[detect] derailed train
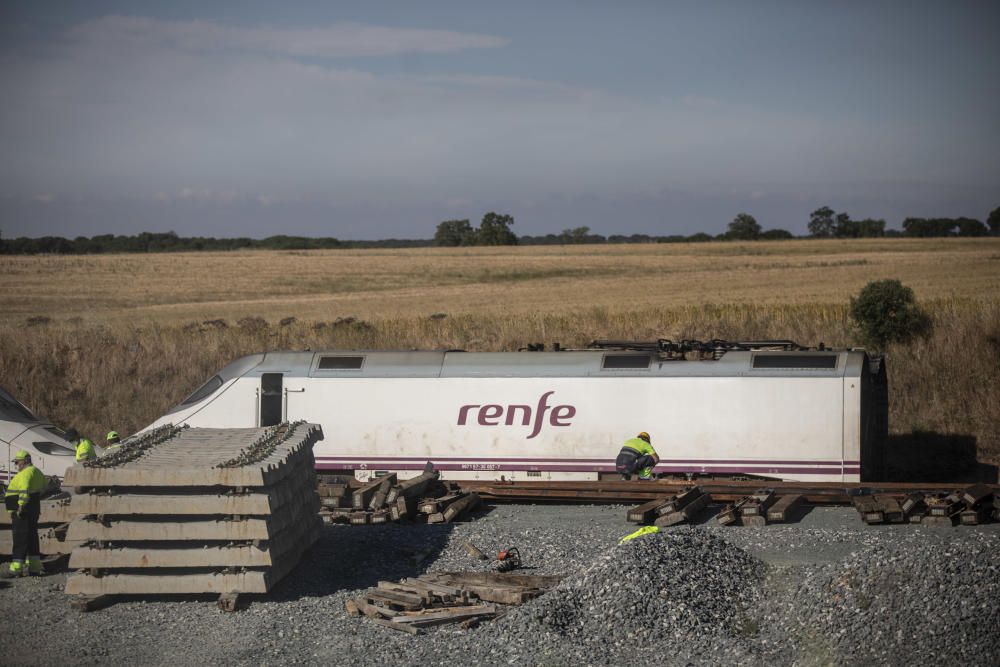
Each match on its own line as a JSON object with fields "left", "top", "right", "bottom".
{"left": 0, "top": 386, "right": 78, "bottom": 480}
{"left": 145, "top": 340, "right": 889, "bottom": 483}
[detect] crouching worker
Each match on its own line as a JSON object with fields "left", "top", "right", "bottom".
{"left": 616, "top": 431, "right": 659, "bottom": 481}
{"left": 2, "top": 451, "right": 48, "bottom": 578}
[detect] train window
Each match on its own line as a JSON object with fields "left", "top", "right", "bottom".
{"left": 752, "top": 354, "right": 837, "bottom": 369}
{"left": 33, "top": 441, "right": 75, "bottom": 456}
{"left": 181, "top": 375, "right": 223, "bottom": 405}
{"left": 602, "top": 354, "right": 651, "bottom": 369}
{"left": 318, "top": 356, "right": 365, "bottom": 370}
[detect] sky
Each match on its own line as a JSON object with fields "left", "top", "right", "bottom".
{"left": 1, "top": 1, "right": 998, "bottom": 239}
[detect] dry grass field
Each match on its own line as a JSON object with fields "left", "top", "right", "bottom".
{"left": 3, "top": 237, "right": 999, "bottom": 479}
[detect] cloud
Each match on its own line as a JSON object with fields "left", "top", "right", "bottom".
{"left": 67, "top": 15, "right": 508, "bottom": 59}
{"left": 3, "top": 13, "right": 994, "bottom": 239}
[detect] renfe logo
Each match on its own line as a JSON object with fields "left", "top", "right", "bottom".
{"left": 457, "top": 391, "right": 576, "bottom": 439}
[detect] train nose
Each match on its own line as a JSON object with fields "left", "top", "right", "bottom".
{"left": 11, "top": 427, "right": 77, "bottom": 478}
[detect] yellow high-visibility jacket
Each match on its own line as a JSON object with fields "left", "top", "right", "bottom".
{"left": 75, "top": 438, "right": 96, "bottom": 462}
{"left": 622, "top": 437, "right": 656, "bottom": 458}
{"left": 4, "top": 465, "right": 47, "bottom": 512}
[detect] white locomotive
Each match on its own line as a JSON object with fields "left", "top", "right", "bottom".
{"left": 144, "top": 340, "right": 888, "bottom": 483}
{"left": 0, "top": 387, "right": 78, "bottom": 481}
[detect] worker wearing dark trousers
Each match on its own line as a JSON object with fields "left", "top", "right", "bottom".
{"left": 2, "top": 450, "right": 47, "bottom": 578}
{"left": 616, "top": 431, "right": 659, "bottom": 480}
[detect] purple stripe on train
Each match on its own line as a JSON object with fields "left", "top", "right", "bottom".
{"left": 315, "top": 456, "right": 860, "bottom": 466}
{"left": 316, "top": 462, "right": 861, "bottom": 475}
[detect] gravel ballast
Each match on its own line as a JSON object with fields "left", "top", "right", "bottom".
{"left": 1, "top": 505, "right": 998, "bottom": 666}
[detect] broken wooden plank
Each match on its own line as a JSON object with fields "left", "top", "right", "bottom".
{"left": 927, "top": 492, "right": 963, "bottom": 517}
{"left": 349, "top": 512, "right": 370, "bottom": 525}
{"left": 715, "top": 498, "right": 747, "bottom": 526}
{"left": 627, "top": 497, "right": 671, "bottom": 524}
{"left": 399, "top": 579, "right": 460, "bottom": 603}
{"left": 443, "top": 493, "right": 480, "bottom": 522}
{"left": 369, "top": 474, "right": 398, "bottom": 510}
{"left": 377, "top": 581, "right": 433, "bottom": 604}
{"left": 366, "top": 589, "right": 424, "bottom": 610}
{"left": 386, "top": 471, "right": 439, "bottom": 505}
{"left": 852, "top": 495, "right": 883, "bottom": 524}
{"left": 654, "top": 492, "right": 709, "bottom": 527}
{"left": 961, "top": 484, "right": 994, "bottom": 507}
{"left": 462, "top": 541, "right": 488, "bottom": 561}
{"left": 740, "top": 489, "right": 777, "bottom": 517}
{"left": 766, "top": 494, "right": 803, "bottom": 522}
{"left": 390, "top": 496, "right": 417, "bottom": 522}
{"left": 960, "top": 506, "right": 991, "bottom": 525}
{"left": 419, "top": 493, "right": 462, "bottom": 515}
{"left": 901, "top": 492, "right": 925, "bottom": 516}
{"left": 353, "top": 475, "right": 390, "bottom": 510}
{"left": 394, "top": 604, "right": 499, "bottom": 628}
{"left": 426, "top": 571, "right": 562, "bottom": 590}
{"left": 316, "top": 482, "right": 348, "bottom": 499}
{"left": 370, "top": 617, "right": 423, "bottom": 635}
{"left": 354, "top": 598, "right": 399, "bottom": 618}
{"left": 654, "top": 487, "right": 702, "bottom": 516}
{"left": 875, "top": 495, "right": 905, "bottom": 523}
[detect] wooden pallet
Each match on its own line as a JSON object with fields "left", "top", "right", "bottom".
{"left": 349, "top": 571, "right": 561, "bottom": 633}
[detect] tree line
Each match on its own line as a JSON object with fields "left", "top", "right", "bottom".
{"left": 1, "top": 206, "right": 997, "bottom": 254}
{"left": 0, "top": 231, "right": 432, "bottom": 254}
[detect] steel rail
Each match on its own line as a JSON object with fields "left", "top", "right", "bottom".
{"left": 456, "top": 479, "right": 999, "bottom": 505}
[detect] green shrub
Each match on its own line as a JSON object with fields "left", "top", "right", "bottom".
{"left": 849, "top": 279, "right": 931, "bottom": 350}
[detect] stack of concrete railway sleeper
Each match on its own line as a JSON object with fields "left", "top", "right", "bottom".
{"left": 62, "top": 422, "right": 323, "bottom": 607}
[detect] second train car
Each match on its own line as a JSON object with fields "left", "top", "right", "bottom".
{"left": 143, "top": 341, "right": 888, "bottom": 483}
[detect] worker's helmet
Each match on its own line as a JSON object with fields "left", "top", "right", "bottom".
{"left": 637, "top": 431, "right": 651, "bottom": 443}
{"left": 106, "top": 431, "right": 120, "bottom": 444}
{"left": 13, "top": 450, "right": 31, "bottom": 463}
{"left": 64, "top": 428, "right": 79, "bottom": 441}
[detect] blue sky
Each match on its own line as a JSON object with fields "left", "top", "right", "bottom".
{"left": 1, "top": 1, "right": 997, "bottom": 239}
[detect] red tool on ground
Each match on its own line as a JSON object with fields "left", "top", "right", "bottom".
{"left": 495, "top": 547, "right": 522, "bottom": 572}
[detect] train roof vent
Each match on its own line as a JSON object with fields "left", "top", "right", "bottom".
{"left": 752, "top": 354, "right": 837, "bottom": 370}
{"left": 317, "top": 355, "right": 365, "bottom": 370}
{"left": 602, "top": 354, "right": 651, "bottom": 370}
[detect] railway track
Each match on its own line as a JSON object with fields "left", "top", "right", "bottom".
{"left": 456, "top": 478, "right": 1000, "bottom": 505}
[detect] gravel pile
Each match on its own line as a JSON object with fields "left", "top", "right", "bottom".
{"left": 758, "top": 533, "right": 1000, "bottom": 666}
{"left": 0, "top": 505, "right": 998, "bottom": 667}
{"left": 474, "top": 529, "right": 766, "bottom": 666}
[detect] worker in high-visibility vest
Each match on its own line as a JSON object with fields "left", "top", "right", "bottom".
{"left": 66, "top": 428, "right": 96, "bottom": 462}
{"left": 615, "top": 431, "right": 660, "bottom": 480}
{"left": 2, "top": 450, "right": 48, "bottom": 577}
{"left": 105, "top": 430, "right": 122, "bottom": 452}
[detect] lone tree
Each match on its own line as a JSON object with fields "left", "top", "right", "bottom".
{"left": 849, "top": 279, "right": 932, "bottom": 350}
{"left": 477, "top": 212, "right": 518, "bottom": 245}
{"left": 808, "top": 206, "right": 835, "bottom": 237}
{"left": 434, "top": 219, "right": 475, "bottom": 246}
{"left": 727, "top": 213, "right": 761, "bottom": 240}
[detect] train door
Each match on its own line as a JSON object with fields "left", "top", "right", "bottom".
{"left": 259, "top": 373, "right": 283, "bottom": 426}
